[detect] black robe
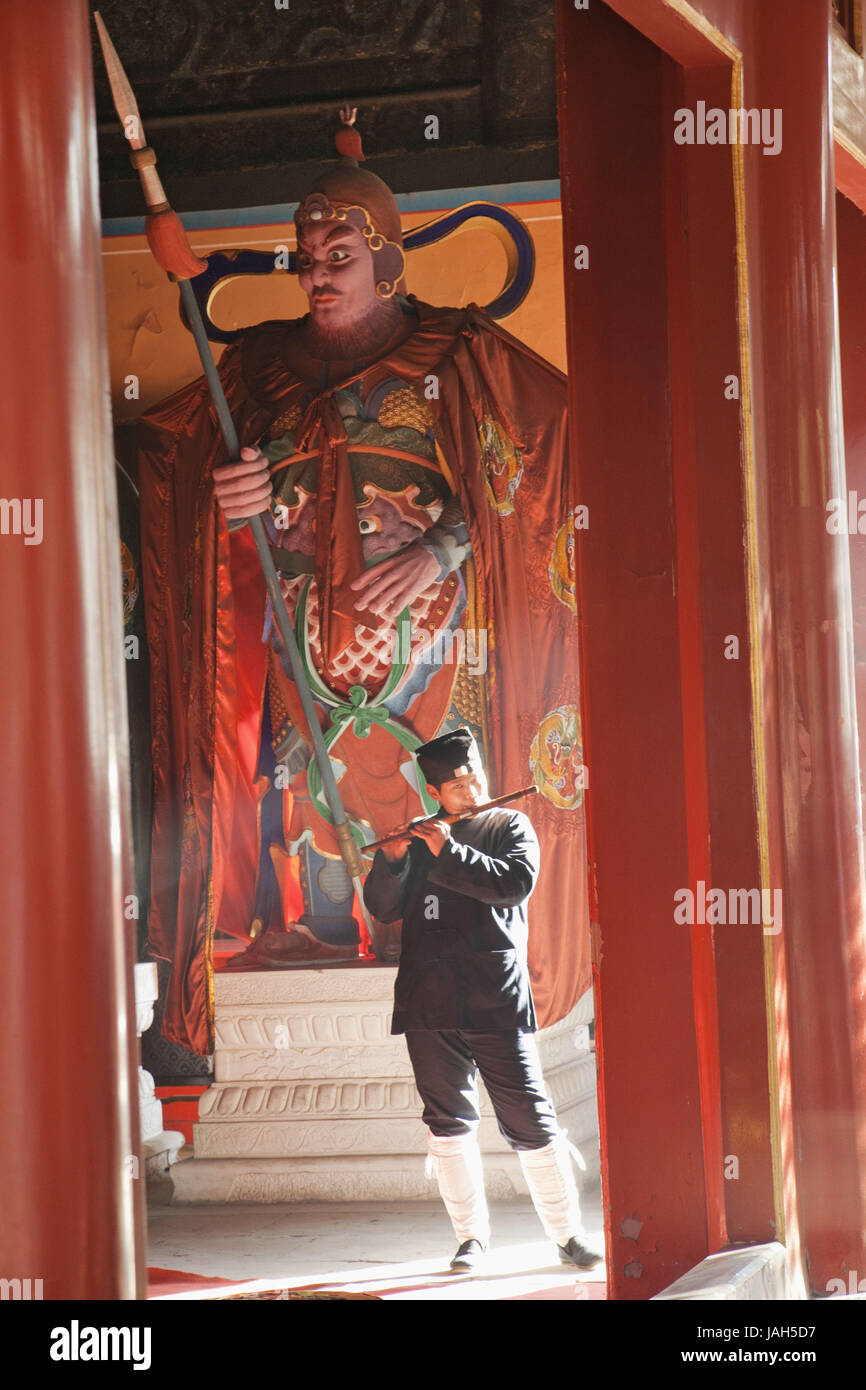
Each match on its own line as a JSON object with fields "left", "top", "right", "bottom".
{"left": 363, "top": 808, "right": 540, "bottom": 1033}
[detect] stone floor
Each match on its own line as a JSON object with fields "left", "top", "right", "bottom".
{"left": 146, "top": 1180, "right": 607, "bottom": 1301}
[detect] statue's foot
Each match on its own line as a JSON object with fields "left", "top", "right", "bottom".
{"left": 226, "top": 921, "right": 359, "bottom": 969}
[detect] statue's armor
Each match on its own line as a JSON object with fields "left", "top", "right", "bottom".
{"left": 262, "top": 377, "right": 469, "bottom": 709}
{"left": 246, "top": 375, "right": 485, "bottom": 953}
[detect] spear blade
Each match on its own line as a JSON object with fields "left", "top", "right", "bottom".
{"left": 94, "top": 11, "right": 146, "bottom": 150}
{"left": 95, "top": 11, "right": 206, "bottom": 277}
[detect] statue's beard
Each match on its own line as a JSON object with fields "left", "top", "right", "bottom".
{"left": 303, "top": 294, "right": 403, "bottom": 360}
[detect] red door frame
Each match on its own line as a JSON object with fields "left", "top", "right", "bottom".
{"left": 557, "top": 0, "right": 866, "bottom": 1297}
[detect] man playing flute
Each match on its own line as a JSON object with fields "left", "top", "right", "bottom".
{"left": 363, "top": 728, "right": 601, "bottom": 1272}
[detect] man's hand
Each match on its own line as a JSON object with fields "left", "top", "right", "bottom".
{"left": 380, "top": 826, "right": 413, "bottom": 863}
{"left": 410, "top": 818, "right": 451, "bottom": 857}
{"left": 349, "top": 542, "right": 441, "bottom": 619}
{"left": 213, "top": 446, "right": 273, "bottom": 521}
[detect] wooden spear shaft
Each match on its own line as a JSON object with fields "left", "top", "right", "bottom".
{"left": 94, "top": 12, "right": 374, "bottom": 931}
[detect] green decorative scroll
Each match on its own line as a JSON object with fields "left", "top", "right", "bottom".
{"left": 293, "top": 580, "right": 439, "bottom": 847}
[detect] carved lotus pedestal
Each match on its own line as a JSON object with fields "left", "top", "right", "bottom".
{"left": 169, "top": 963, "right": 598, "bottom": 1203}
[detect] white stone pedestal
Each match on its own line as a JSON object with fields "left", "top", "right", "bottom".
{"left": 170, "top": 963, "right": 598, "bottom": 1203}
{"left": 134, "top": 961, "right": 185, "bottom": 1177}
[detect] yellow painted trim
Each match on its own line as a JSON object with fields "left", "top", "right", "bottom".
{"left": 727, "top": 51, "right": 787, "bottom": 1248}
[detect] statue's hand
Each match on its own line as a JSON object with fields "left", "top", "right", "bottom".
{"left": 350, "top": 541, "right": 441, "bottom": 619}
{"left": 213, "top": 446, "right": 272, "bottom": 520}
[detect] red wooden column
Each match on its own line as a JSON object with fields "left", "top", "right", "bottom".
{"left": 0, "top": 1, "right": 146, "bottom": 1298}
{"left": 555, "top": 3, "right": 711, "bottom": 1299}
{"left": 746, "top": 0, "right": 866, "bottom": 1289}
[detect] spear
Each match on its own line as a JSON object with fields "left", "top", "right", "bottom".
{"left": 93, "top": 12, "right": 375, "bottom": 944}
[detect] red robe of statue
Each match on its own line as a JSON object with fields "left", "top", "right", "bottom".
{"left": 137, "top": 297, "right": 590, "bottom": 1054}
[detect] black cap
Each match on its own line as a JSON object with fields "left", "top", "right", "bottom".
{"left": 415, "top": 728, "right": 483, "bottom": 787}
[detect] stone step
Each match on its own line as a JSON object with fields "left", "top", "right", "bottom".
{"left": 193, "top": 1101, "right": 597, "bottom": 1161}
{"left": 169, "top": 1152, "right": 534, "bottom": 1204}
{"left": 184, "top": 967, "right": 601, "bottom": 1199}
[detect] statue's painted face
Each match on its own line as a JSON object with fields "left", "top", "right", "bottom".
{"left": 296, "top": 220, "right": 379, "bottom": 333}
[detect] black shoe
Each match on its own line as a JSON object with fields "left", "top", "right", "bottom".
{"left": 450, "top": 1239, "right": 487, "bottom": 1271}
{"left": 558, "top": 1235, "right": 603, "bottom": 1269}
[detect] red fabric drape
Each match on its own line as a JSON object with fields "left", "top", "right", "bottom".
{"left": 138, "top": 302, "right": 590, "bottom": 1052}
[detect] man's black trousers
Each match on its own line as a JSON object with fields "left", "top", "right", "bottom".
{"left": 404, "top": 1028, "right": 559, "bottom": 1150}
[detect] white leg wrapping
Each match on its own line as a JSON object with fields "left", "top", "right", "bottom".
{"left": 427, "top": 1132, "right": 490, "bottom": 1245}
{"left": 518, "top": 1134, "right": 586, "bottom": 1246}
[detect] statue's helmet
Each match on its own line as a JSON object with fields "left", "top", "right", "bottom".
{"left": 294, "top": 108, "right": 406, "bottom": 298}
